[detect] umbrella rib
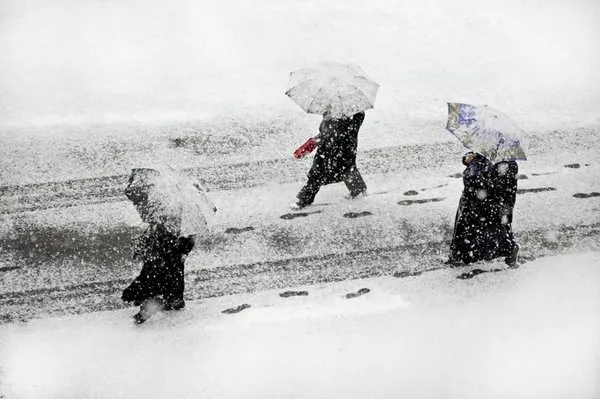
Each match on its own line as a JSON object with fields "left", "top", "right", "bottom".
{"left": 307, "top": 84, "right": 328, "bottom": 113}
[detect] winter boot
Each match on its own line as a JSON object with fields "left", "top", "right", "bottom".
{"left": 505, "top": 244, "right": 520, "bottom": 268}
{"left": 132, "top": 298, "right": 162, "bottom": 324}
{"left": 163, "top": 298, "right": 186, "bottom": 311}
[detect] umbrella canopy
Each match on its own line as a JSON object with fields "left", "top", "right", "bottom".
{"left": 125, "top": 167, "right": 216, "bottom": 237}
{"left": 446, "top": 103, "right": 527, "bottom": 162}
{"left": 285, "top": 62, "right": 379, "bottom": 118}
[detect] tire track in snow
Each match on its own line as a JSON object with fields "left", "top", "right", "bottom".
{"left": 1, "top": 222, "right": 599, "bottom": 324}
{"left": 2, "top": 126, "right": 599, "bottom": 214}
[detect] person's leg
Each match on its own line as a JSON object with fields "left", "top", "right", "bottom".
{"left": 122, "top": 262, "right": 158, "bottom": 305}
{"left": 446, "top": 198, "right": 465, "bottom": 265}
{"left": 502, "top": 220, "right": 519, "bottom": 267}
{"left": 344, "top": 166, "right": 367, "bottom": 197}
{"left": 163, "top": 262, "right": 186, "bottom": 311}
{"left": 294, "top": 178, "right": 322, "bottom": 208}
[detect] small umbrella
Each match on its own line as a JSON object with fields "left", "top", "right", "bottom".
{"left": 125, "top": 167, "right": 216, "bottom": 237}
{"left": 285, "top": 62, "right": 379, "bottom": 118}
{"left": 446, "top": 102, "right": 527, "bottom": 162}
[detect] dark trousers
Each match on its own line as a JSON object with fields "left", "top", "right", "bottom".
{"left": 297, "top": 167, "right": 367, "bottom": 207}
{"left": 122, "top": 261, "right": 185, "bottom": 306}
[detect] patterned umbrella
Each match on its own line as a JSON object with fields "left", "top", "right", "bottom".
{"left": 125, "top": 167, "right": 216, "bottom": 237}
{"left": 446, "top": 102, "right": 527, "bottom": 162}
{"left": 285, "top": 62, "right": 379, "bottom": 118}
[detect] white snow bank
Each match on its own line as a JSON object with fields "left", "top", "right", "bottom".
{"left": 1, "top": 251, "right": 599, "bottom": 399}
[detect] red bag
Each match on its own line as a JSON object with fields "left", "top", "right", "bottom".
{"left": 293, "top": 137, "right": 319, "bottom": 159}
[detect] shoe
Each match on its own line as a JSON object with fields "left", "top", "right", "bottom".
{"left": 505, "top": 244, "right": 519, "bottom": 267}
{"left": 132, "top": 298, "right": 161, "bottom": 324}
{"left": 132, "top": 309, "right": 152, "bottom": 324}
{"left": 346, "top": 189, "right": 367, "bottom": 200}
{"left": 163, "top": 299, "right": 185, "bottom": 311}
{"left": 289, "top": 202, "right": 305, "bottom": 210}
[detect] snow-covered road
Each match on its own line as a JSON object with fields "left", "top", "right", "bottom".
{"left": 1, "top": 133, "right": 599, "bottom": 322}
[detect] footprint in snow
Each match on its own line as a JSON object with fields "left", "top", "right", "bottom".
{"left": 393, "top": 270, "right": 423, "bottom": 278}
{"left": 573, "top": 192, "right": 600, "bottom": 199}
{"left": 345, "top": 288, "right": 370, "bottom": 299}
{"left": 531, "top": 172, "right": 557, "bottom": 176}
{"left": 516, "top": 187, "right": 556, "bottom": 194}
{"left": 457, "top": 266, "right": 515, "bottom": 279}
{"left": 397, "top": 198, "right": 445, "bottom": 206}
{"left": 222, "top": 304, "right": 251, "bottom": 314}
{"left": 279, "top": 290, "right": 309, "bottom": 298}
{"left": 403, "top": 190, "right": 419, "bottom": 196}
{"left": 421, "top": 183, "right": 448, "bottom": 191}
{"left": 280, "top": 210, "right": 322, "bottom": 220}
{"left": 225, "top": 226, "right": 255, "bottom": 234}
{"left": 456, "top": 269, "right": 495, "bottom": 279}
{"left": 343, "top": 211, "right": 372, "bottom": 218}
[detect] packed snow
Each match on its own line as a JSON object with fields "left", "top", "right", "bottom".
{"left": 1, "top": 252, "right": 599, "bottom": 398}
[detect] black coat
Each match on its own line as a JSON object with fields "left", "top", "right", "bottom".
{"left": 307, "top": 112, "right": 365, "bottom": 185}
{"left": 450, "top": 153, "right": 495, "bottom": 264}
{"left": 122, "top": 224, "right": 195, "bottom": 304}
{"left": 487, "top": 160, "right": 518, "bottom": 256}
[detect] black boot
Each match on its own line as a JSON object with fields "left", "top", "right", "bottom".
{"left": 163, "top": 298, "right": 185, "bottom": 311}
{"left": 505, "top": 244, "right": 520, "bottom": 268}
{"left": 132, "top": 298, "right": 162, "bottom": 324}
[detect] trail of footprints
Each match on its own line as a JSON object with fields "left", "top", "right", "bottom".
{"left": 197, "top": 164, "right": 598, "bottom": 319}
{"left": 273, "top": 162, "right": 598, "bottom": 221}
{"left": 218, "top": 257, "right": 531, "bottom": 316}
{"left": 218, "top": 164, "right": 598, "bottom": 236}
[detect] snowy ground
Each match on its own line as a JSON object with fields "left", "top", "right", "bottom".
{"left": 1, "top": 0, "right": 600, "bottom": 397}
{"left": 1, "top": 252, "right": 599, "bottom": 399}
{"left": 1, "top": 147, "right": 599, "bottom": 321}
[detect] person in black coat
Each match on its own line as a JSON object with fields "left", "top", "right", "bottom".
{"left": 446, "top": 152, "right": 496, "bottom": 265}
{"left": 122, "top": 188, "right": 196, "bottom": 324}
{"left": 291, "top": 111, "right": 367, "bottom": 209}
{"left": 488, "top": 160, "right": 520, "bottom": 266}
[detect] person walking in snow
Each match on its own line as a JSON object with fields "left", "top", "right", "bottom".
{"left": 446, "top": 152, "right": 495, "bottom": 265}
{"left": 447, "top": 153, "right": 520, "bottom": 267}
{"left": 290, "top": 110, "right": 367, "bottom": 209}
{"left": 121, "top": 168, "right": 215, "bottom": 324}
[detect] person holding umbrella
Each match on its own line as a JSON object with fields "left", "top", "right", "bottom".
{"left": 285, "top": 62, "right": 379, "bottom": 209}
{"left": 122, "top": 167, "right": 216, "bottom": 324}
{"left": 291, "top": 110, "right": 368, "bottom": 209}
{"left": 446, "top": 151, "right": 495, "bottom": 265}
{"left": 445, "top": 103, "right": 526, "bottom": 266}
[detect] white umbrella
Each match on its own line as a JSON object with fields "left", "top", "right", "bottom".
{"left": 125, "top": 167, "right": 216, "bottom": 237}
{"left": 285, "top": 62, "right": 379, "bottom": 118}
{"left": 446, "top": 102, "right": 527, "bottom": 162}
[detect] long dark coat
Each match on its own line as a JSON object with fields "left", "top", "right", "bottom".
{"left": 122, "top": 224, "right": 195, "bottom": 305}
{"left": 307, "top": 111, "right": 365, "bottom": 185}
{"left": 449, "top": 153, "right": 496, "bottom": 264}
{"left": 487, "top": 160, "right": 519, "bottom": 257}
